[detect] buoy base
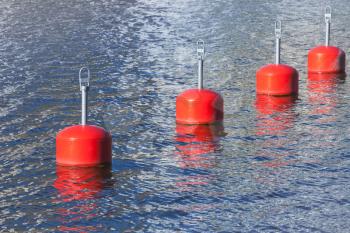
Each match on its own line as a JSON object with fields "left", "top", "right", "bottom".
{"left": 56, "top": 125, "right": 112, "bottom": 167}
{"left": 256, "top": 64, "right": 299, "bottom": 96}
{"left": 308, "top": 73, "right": 346, "bottom": 81}
{"left": 308, "top": 46, "right": 346, "bottom": 74}
{"left": 176, "top": 89, "right": 224, "bottom": 125}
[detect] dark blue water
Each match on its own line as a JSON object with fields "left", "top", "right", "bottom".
{"left": 1, "top": 0, "right": 350, "bottom": 232}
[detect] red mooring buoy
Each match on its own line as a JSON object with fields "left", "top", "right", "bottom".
{"left": 308, "top": 7, "right": 346, "bottom": 74}
{"left": 176, "top": 40, "right": 224, "bottom": 125}
{"left": 256, "top": 21, "right": 299, "bottom": 96}
{"left": 56, "top": 67, "right": 112, "bottom": 167}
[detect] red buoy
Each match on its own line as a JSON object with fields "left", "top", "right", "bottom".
{"left": 308, "top": 7, "right": 346, "bottom": 74}
{"left": 176, "top": 40, "right": 223, "bottom": 125}
{"left": 308, "top": 46, "right": 345, "bottom": 74}
{"left": 256, "top": 64, "right": 299, "bottom": 96}
{"left": 176, "top": 89, "right": 223, "bottom": 125}
{"left": 56, "top": 68, "right": 112, "bottom": 167}
{"left": 256, "top": 21, "right": 299, "bottom": 96}
{"left": 56, "top": 125, "right": 112, "bottom": 166}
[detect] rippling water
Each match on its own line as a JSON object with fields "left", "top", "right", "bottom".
{"left": 1, "top": 0, "right": 350, "bottom": 232}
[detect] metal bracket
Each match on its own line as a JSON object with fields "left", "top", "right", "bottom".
{"left": 275, "top": 20, "right": 282, "bottom": 39}
{"left": 79, "top": 67, "right": 90, "bottom": 91}
{"left": 197, "top": 40, "right": 205, "bottom": 59}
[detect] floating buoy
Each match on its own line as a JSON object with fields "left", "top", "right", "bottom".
{"left": 176, "top": 40, "right": 224, "bottom": 125}
{"left": 308, "top": 7, "right": 346, "bottom": 74}
{"left": 256, "top": 21, "right": 299, "bottom": 96}
{"left": 56, "top": 68, "right": 112, "bottom": 167}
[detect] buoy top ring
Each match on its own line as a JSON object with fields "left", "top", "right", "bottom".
{"left": 79, "top": 67, "right": 90, "bottom": 91}
{"left": 275, "top": 20, "right": 282, "bottom": 39}
{"left": 197, "top": 40, "right": 205, "bottom": 59}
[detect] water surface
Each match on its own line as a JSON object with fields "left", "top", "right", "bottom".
{"left": 1, "top": 0, "right": 350, "bottom": 232}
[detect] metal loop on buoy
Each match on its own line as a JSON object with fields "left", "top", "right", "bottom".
{"left": 79, "top": 67, "right": 90, "bottom": 91}
{"left": 197, "top": 40, "right": 205, "bottom": 59}
{"left": 275, "top": 20, "right": 282, "bottom": 39}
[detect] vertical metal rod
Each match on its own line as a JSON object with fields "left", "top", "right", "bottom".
{"left": 325, "top": 6, "right": 331, "bottom": 46}
{"left": 275, "top": 21, "right": 282, "bottom": 65}
{"left": 197, "top": 40, "right": 205, "bottom": 89}
{"left": 79, "top": 67, "right": 90, "bottom": 126}
{"left": 81, "top": 86, "right": 87, "bottom": 125}
{"left": 198, "top": 58, "right": 204, "bottom": 89}
{"left": 81, "top": 87, "right": 87, "bottom": 125}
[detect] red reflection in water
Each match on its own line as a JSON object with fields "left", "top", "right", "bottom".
{"left": 308, "top": 73, "right": 344, "bottom": 116}
{"left": 175, "top": 124, "right": 224, "bottom": 191}
{"left": 255, "top": 95, "right": 297, "bottom": 169}
{"left": 175, "top": 124, "right": 224, "bottom": 169}
{"left": 255, "top": 95, "right": 296, "bottom": 136}
{"left": 54, "top": 166, "right": 111, "bottom": 232}
{"left": 306, "top": 73, "right": 345, "bottom": 150}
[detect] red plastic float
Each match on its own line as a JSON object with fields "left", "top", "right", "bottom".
{"left": 56, "top": 68, "right": 112, "bottom": 167}
{"left": 176, "top": 40, "right": 224, "bottom": 125}
{"left": 256, "top": 21, "right": 299, "bottom": 96}
{"left": 308, "top": 7, "right": 346, "bottom": 74}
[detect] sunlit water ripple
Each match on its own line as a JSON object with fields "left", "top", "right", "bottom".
{"left": 1, "top": 0, "right": 350, "bottom": 232}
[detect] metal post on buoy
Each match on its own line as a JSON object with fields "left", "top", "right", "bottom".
{"left": 79, "top": 67, "right": 90, "bottom": 126}
{"left": 197, "top": 40, "right": 205, "bottom": 89}
{"left": 275, "top": 20, "right": 282, "bottom": 65}
{"left": 56, "top": 67, "right": 112, "bottom": 167}
{"left": 175, "top": 39, "right": 224, "bottom": 125}
{"left": 325, "top": 6, "right": 331, "bottom": 46}
{"left": 307, "top": 6, "right": 345, "bottom": 74}
{"left": 256, "top": 20, "right": 299, "bottom": 97}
